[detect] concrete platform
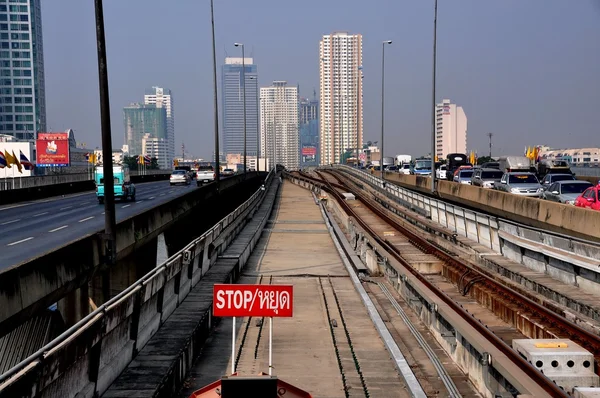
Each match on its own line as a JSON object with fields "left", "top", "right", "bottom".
{"left": 179, "top": 182, "right": 411, "bottom": 398}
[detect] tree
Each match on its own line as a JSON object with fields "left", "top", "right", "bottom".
{"left": 149, "top": 157, "right": 159, "bottom": 170}
{"left": 123, "top": 155, "right": 138, "bottom": 171}
{"left": 476, "top": 156, "right": 494, "bottom": 165}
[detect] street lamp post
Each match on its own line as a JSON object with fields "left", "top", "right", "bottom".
{"left": 380, "top": 40, "right": 392, "bottom": 180}
{"left": 234, "top": 43, "right": 247, "bottom": 175}
{"left": 249, "top": 76, "right": 260, "bottom": 173}
{"left": 356, "top": 65, "right": 363, "bottom": 168}
{"left": 430, "top": 0, "right": 438, "bottom": 193}
{"left": 210, "top": 0, "right": 220, "bottom": 185}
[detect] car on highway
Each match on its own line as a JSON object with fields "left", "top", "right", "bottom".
{"left": 453, "top": 169, "right": 474, "bottom": 184}
{"left": 495, "top": 172, "right": 543, "bottom": 197}
{"left": 435, "top": 164, "right": 447, "bottom": 180}
{"left": 575, "top": 184, "right": 600, "bottom": 211}
{"left": 222, "top": 168, "right": 236, "bottom": 177}
{"left": 95, "top": 164, "right": 136, "bottom": 204}
{"left": 399, "top": 164, "right": 411, "bottom": 175}
{"left": 170, "top": 169, "right": 191, "bottom": 186}
{"left": 386, "top": 165, "right": 399, "bottom": 172}
{"left": 471, "top": 168, "right": 504, "bottom": 188}
{"left": 411, "top": 159, "right": 432, "bottom": 176}
{"left": 196, "top": 165, "right": 215, "bottom": 186}
{"left": 543, "top": 180, "right": 593, "bottom": 205}
{"left": 540, "top": 173, "right": 576, "bottom": 190}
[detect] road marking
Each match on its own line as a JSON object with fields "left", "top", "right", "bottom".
{"left": 101, "top": 212, "right": 105, "bottom": 215}
{"left": 78, "top": 216, "right": 94, "bottom": 223}
{"left": 0, "top": 219, "right": 20, "bottom": 225}
{"left": 49, "top": 225, "right": 68, "bottom": 232}
{"left": 148, "top": 196, "right": 155, "bottom": 200}
{"left": 33, "top": 212, "right": 48, "bottom": 217}
{"left": 122, "top": 204, "right": 131, "bottom": 208}
{"left": 159, "top": 193, "right": 166, "bottom": 196}
{"left": 135, "top": 200, "right": 143, "bottom": 203}
{"left": 60, "top": 206, "right": 72, "bottom": 210}
{"left": 7, "top": 237, "right": 33, "bottom": 246}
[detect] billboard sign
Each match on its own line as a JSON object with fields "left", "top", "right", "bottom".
{"left": 301, "top": 145, "right": 317, "bottom": 163}
{"left": 36, "top": 132, "right": 70, "bottom": 167}
{"left": 213, "top": 284, "right": 293, "bottom": 317}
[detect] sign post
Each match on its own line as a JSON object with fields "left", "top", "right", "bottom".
{"left": 213, "top": 284, "right": 293, "bottom": 375}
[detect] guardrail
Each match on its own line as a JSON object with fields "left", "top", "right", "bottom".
{"left": 331, "top": 165, "right": 600, "bottom": 294}
{"left": 0, "top": 170, "right": 274, "bottom": 398}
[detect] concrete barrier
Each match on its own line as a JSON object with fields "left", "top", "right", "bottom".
{"left": 0, "top": 173, "right": 261, "bottom": 337}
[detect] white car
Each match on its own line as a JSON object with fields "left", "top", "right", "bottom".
{"left": 436, "top": 164, "right": 447, "bottom": 180}
{"left": 399, "top": 164, "right": 411, "bottom": 175}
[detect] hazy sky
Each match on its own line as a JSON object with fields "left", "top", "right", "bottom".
{"left": 42, "top": 0, "right": 600, "bottom": 159}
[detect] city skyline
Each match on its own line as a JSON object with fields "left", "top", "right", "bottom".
{"left": 33, "top": 1, "right": 600, "bottom": 159}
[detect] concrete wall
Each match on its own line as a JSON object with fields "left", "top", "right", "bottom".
{"left": 0, "top": 173, "right": 262, "bottom": 337}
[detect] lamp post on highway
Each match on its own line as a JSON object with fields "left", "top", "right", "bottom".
{"left": 356, "top": 65, "right": 363, "bottom": 168}
{"left": 380, "top": 40, "right": 392, "bottom": 180}
{"left": 234, "top": 43, "right": 247, "bottom": 176}
{"left": 93, "top": 0, "right": 117, "bottom": 267}
{"left": 249, "top": 76, "right": 260, "bottom": 173}
{"left": 430, "top": 0, "right": 438, "bottom": 193}
{"left": 210, "top": 0, "right": 220, "bottom": 185}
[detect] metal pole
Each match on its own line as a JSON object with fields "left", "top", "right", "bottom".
{"left": 94, "top": 0, "right": 117, "bottom": 266}
{"left": 210, "top": 0, "right": 221, "bottom": 185}
{"left": 380, "top": 41, "right": 392, "bottom": 180}
{"left": 269, "top": 317, "right": 273, "bottom": 375}
{"left": 488, "top": 132, "right": 493, "bottom": 158}
{"left": 231, "top": 316, "right": 236, "bottom": 374}
{"left": 356, "top": 64, "right": 361, "bottom": 168}
{"left": 430, "top": 0, "right": 438, "bottom": 193}
{"left": 241, "top": 45, "right": 247, "bottom": 175}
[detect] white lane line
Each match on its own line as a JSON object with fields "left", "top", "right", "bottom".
{"left": 0, "top": 219, "right": 20, "bottom": 225}
{"left": 159, "top": 193, "right": 166, "bottom": 196}
{"left": 49, "top": 225, "right": 68, "bottom": 232}
{"left": 7, "top": 237, "right": 33, "bottom": 246}
{"left": 101, "top": 212, "right": 105, "bottom": 215}
{"left": 122, "top": 204, "right": 131, "bottom": 208}
{"left": 33, "top": 212, "right": 49, "bottom": 217}
{"left": 60, "top": 206, "right": 72, "bottom": 210}
{"left": 135, "top": 200, "right": 143, "bottom": 203}
{"left": 148, "top": 196, "right": 155, "bottom": 200}
{"left": 78, "top": 216, "right": 94, "bottom": 223}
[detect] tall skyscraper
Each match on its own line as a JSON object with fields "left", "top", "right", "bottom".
{"left": 435, "top": 99, "right": 467, "bottom": 159}
{"left": 319, "top": 32, "right": 363, "bottom": 165}
{"left": 299, "top": 95, "right": 318, "bottom": 125}
{"left": 144, "top": 87, "right": 174, "bottom": 166}
{"left": 123, "top": 103, "right": 167, "bottom": 159}
{"left": 299, "top": 94, "right": 319, "bottom": 167}
{"left": 0, "top": 0, "right": 46, "bottom": 141}
{"left": 260, "top": 81, "right": 299, "bottom": 169}
{"left": 222, "top": 57, "right": 258, "bottom": 161}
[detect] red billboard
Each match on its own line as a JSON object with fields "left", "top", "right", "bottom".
{"left": 213, "top": 284, "right": 293, "bottom": 317}
{"left": 301, "top": 146, "right": 317, "bottom": 156}
{"left": 36, "top": 132, "right": 70, "bottom": 167}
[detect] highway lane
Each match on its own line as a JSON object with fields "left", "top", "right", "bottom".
{"left": 0, "top": 180, "right": 202, "bottom": 268}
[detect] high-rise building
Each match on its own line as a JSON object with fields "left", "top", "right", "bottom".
{"left": 222, "top": 57, "right": 258, "bottom": 161}
{"left": 123, "top": 103, "right": 166, "bottom": 159}
{"left": 319, "top": 32, "right": 363, "bottom": 165}
{"left": 299, "top": 95, "right": 319, "bottom": 167}
{"left": 435, "top": 99, "right": 467, "bottom": 159}
{"left": 142, "top": 133, "right": 169, "bottom": 170}
{"left": 144, "top": 87, "right": 174, "bottom": 166}
{"left": 0, "top": 0, "right": 46, "bottom": 141}
{"left": 260, "top": 81, "right": 299, "bottom": 169}
{"left": 299, "top": 96, "right": 318, "bottom": 125}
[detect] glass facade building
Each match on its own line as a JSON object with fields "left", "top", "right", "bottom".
{"left": 0, "top": 0, "right": 46, "bottom": 141}
{"left": 221, "top": 57, "right": 258, "bottom": 158}
{"left": 123, "top": 103, "right": 167, "bottom": 158}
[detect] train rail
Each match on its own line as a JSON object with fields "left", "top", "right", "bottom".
{"left": 289, "top": 169, "right": 573, "bottom": 397}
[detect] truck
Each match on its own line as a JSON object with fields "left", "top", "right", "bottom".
{"left": 498, "top": 156, "right": 533, "bottom": 173}
{"left": 196, "top": 164, "right": 215, "bottom": 186}
{"left": 395, "top": 154, "right": 412, "bottom": 165}
{"left": 94, "top": 164, "right": 136, "bottom": 204}
{"left": 445, "top": 153, "right": 470, "bottom": 180}
{"left": 536, "top": 159, "right": 572, "bottom": 179}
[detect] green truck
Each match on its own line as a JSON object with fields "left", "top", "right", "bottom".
{"left": 94, "top": 164, "right": 136, "bottom": 204}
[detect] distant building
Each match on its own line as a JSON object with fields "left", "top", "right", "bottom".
{"left": 123, "top": 103, "right": 167, "bottom": 159}
{"left": 299, "top": 96, "right": 319, "bottom": 125}
{"left": 144, "top": 87, "right": 174, "bottom": 167}
{"left": 300, "top": 120, "right": 319, "bottom": 167}
{"left": 319, "top": 32, "right": 363, "bottom": 165}
{"left": 540, "top": 147, "right": 600, "bottom": 166}
{"left": 260, "top": 81, "right": 299, "bottom": 169}
{"left": 0, "top": 0, "right": 47, "bottom": 141}
{"left": 222, "top": 57, "right": 258, "bottom": 161}
{"left": 142, "top": 134, "right": 169, "bottom": 169}
{"left": 435, "top": 99, "right": 467, "bottom": 159}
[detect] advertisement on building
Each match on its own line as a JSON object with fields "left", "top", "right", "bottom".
{"left": 301, "top": 145, "right": 317, "bottom": 163}
{"left": 0, "top": 141, "right": 34, "bottom": 177}
{"left": 36, "top": 132, "right": 70, "bottom": 167}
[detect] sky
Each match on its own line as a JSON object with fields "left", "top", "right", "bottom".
{"left": 42, "top": 0, "right": 600, "bottom": 159}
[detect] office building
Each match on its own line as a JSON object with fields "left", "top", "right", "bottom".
{"left": 319, "top": 32, "right": 363, "bottom": 165}
{"left": 123, "top": 103, "right": 166, "bottom": 159}
{"left": 260, "top": 81, "right": 299, "bottom": 169}
{"left": 435, "top": 99, "right": 467, "bottom": 159}
{"left": 142, "top": 134, "right": 169, "bottom": 169}
{"left": 222, "top": 57, "right": 258, "bottom": 161}
{"left": 299, "top": 95, "right": 318, "bottom": 125}
{"left": 0, "top": 0, "right": 46, "bottom": 141}
{"left": 299, "top": 95, "right": 319, "bottom": 167}
{"left": 144, "top": 87, "right": 174, "bottom": 167}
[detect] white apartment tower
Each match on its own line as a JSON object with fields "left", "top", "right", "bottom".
{"left": 260, "top": 81, "right": 299, "bottom": 169}
{"left": 144, "top": 87, "right": 175, "bottom": 167}
{"left": 319, "top": 32, "right": 363, "bottom": 165}
{"left": 435, "top": 99, "right": 467, "bottom": 159}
